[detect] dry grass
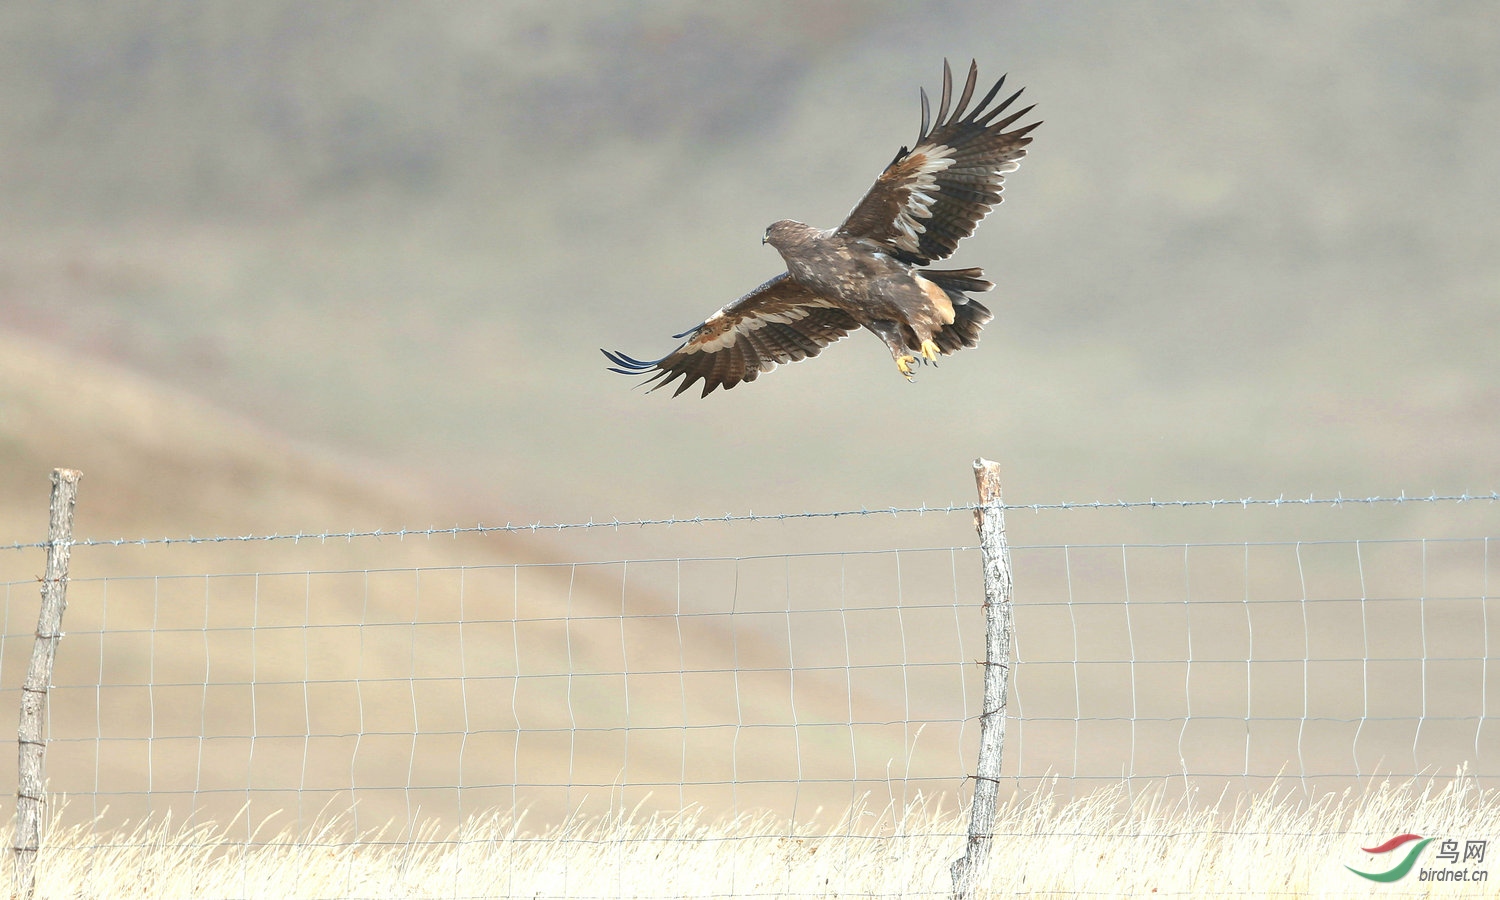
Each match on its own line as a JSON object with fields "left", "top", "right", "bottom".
{"left": 9, "top": 775, "right": 1498, "bottom": 899}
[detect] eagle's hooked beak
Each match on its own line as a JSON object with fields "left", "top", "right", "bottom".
{"left": 761, "top": 234, "right": 769, "bottom": 245}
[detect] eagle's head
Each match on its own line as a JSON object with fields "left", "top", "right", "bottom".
{"left": 763, "top": 219, "right": 814, "bottom": 250}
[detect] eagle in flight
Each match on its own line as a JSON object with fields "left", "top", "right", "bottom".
{"left": 603, "top": 60, "right": 1038, "bottom": 397}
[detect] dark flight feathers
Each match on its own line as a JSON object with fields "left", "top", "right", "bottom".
{"left": 602, "top": 274, "right": 860, "bottom": 398}
{"left": 839, "top": 60, "right": 1038, "bottom": 266}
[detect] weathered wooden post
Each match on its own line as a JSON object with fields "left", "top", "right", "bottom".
{"left": 950, "top": 458, "right": 1014, "bottom": 899}
{"left": 13, "top": 468, "right": 81, "bottom": 900}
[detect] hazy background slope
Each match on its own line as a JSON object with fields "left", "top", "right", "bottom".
{"left": 1, "top": 0, "right": 1494, "bottom": 538}
{"left": 2, "top": 328, "right": 896, "bottom": 830}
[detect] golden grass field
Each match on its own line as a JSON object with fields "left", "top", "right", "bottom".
{"left": 8, "top": 775, "right": 1498, "bottom": 899}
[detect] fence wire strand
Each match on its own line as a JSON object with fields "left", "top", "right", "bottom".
{"left": 2, "top": 490, "right": 1496, "bottom": 552}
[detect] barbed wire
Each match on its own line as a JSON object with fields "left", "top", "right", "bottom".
{"left": 1, "top": 490, "right": 1496, "bottom": 552}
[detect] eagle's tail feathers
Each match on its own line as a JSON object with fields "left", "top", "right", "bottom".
{"left": 919, "top": 267, "right": 994, "bottom": 296}
{"left": 932, "top": 298, "right": 993, "bottom": 354}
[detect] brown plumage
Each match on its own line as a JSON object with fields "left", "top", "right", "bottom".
{"left": 603, "top": 59, "right": 1038, "bottom": 397}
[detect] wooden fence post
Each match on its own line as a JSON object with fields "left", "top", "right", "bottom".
{"left": 950, "top": 457, "right": 1014, "bottom": 899}
{"left": 13, "top": 469, "right": 81, "bottom": 900}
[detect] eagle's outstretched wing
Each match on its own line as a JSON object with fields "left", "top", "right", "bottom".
{"left": 838, "top": 60, "right": 1039, "bottom": 265}
{"left": 602, "top": 274, "right": 859, "bottom": 398}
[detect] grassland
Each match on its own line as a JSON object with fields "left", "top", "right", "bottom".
{"left": 9, "top": 775, "right": 1498, "bottom": 899}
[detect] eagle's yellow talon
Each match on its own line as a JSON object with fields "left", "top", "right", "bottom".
{"left": 920, "top": 339, "right": 941, "bottom": 362}
{"left": 895, "top": 355, "right": 917, "bottom": 381}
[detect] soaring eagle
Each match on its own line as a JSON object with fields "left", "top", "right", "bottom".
{"left": 603, "top": 60, "right": 1038, "bottom": 397}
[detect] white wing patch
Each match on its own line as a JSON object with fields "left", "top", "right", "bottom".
{"left": 685, "top": 300, "right": 837, "bottom": 354}
{"left": 892, "top": 144, "right": 956, "bottom": 254}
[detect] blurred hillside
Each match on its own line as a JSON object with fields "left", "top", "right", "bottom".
{"left": 2, "top": 326, "right": 895, "bottom": 830}
{"left": 1, "top": 0, "right": 1497, "bottom": 541}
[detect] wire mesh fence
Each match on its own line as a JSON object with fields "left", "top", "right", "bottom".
{"left": 1006, "top": 536, "right": 1496, "bottom": 795}
{"left": 4, "top": 547, "right": 989, "bottom": 839}
{"left": 0, "top": 482, "right": 1497, "bottom": 897}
